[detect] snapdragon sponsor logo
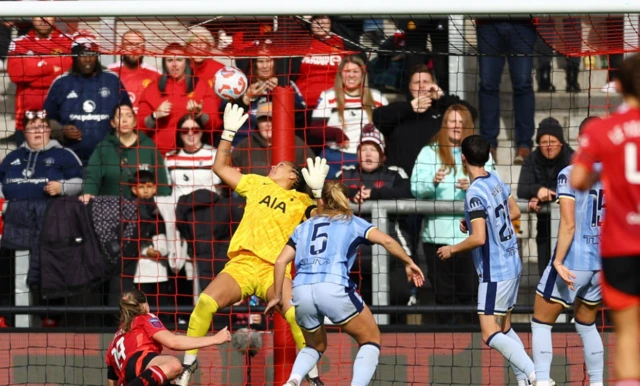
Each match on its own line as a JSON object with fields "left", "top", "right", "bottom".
{"left": 68, "top": 114, "right": 110, "bottom": 122}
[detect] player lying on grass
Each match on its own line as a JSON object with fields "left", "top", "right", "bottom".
{"left": 531, "top": 117, "right": 604, "bottom": 386}
{"left": 436, "top": 135, "right": 536, "bottom": 386}
{"left": 265, "top": 181, "right": 425, "bottom": 386}
{"left": 106, "top": 288, "right": 230, "bottom": 386}
{"left": 177, "top": 103, "right": 329, "bottom": 386}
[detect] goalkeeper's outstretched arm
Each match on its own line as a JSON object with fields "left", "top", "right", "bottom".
{"left": 212, "top": 104, "right": 249, "bottom": 190}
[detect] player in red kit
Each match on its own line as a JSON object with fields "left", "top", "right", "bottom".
{"left": 7, "top": 17, "right": 72, "bottom": 143}
{"left": 106, "top": 288, "right": 230, "bottom": 386}
{"left": 571, "top": 53, "right": 640, "bottom": 386}
{"left": 107, "top": 30, "right": 161, "bottom": 114}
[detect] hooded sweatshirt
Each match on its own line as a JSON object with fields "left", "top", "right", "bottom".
{"left": 0, "top": 139, "right": 83, "bottom": 200}
{"left": 83, "top": 131, "right": 171, "bottom": 198}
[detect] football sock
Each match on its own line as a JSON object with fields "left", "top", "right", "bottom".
{"left": 531, "top": 318, "right": 553, "bottom": 383}
{"left": 575, "top": 319, "right": 604, "bottom": 384}
{"left": 184, "top": 293, "right": 218, "bottom": 361}
{"left": 288, "top": 347, "right": 322, "bottom": 385}
{"left": 128, "top": 366, "right": 167, "bottom": 386}
{"left": 505, "top": 327, "right": 529, "bottom": 382}
{"left": 487, "top": 332, "right": 535, "bottom": 378}
{"left": 284, "top": 307, "right": 320, "bottom": 379}
{"left": 351, "top": 343, "right": 380, "bottom": 386}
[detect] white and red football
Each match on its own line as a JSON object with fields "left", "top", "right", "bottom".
{"left": 213, "top": 66, "right": 248, "bottom": 101}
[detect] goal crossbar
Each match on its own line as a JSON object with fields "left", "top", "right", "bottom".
{"left": 1, "top": 0, "right": 639, "bottom": 17}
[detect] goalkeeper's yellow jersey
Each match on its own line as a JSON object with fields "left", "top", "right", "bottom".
{"left": 229, "top": 174, "right": 315, "bottom": 264}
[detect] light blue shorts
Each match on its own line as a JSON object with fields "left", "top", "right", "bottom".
{"left": 536, "top": 265, "right": 602, "bottom": 308}
{"left": 292, "top": 282, "right": 364, "bottom": 332}
{"left": 478, "top": 276, "right": 520, "bottom": 316}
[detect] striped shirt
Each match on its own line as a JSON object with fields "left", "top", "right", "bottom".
{"left": 311, "top": 88, "right": 388, "bottom": 154}
{"left": 164, "top": 145, "right": 221, "bottom": 199}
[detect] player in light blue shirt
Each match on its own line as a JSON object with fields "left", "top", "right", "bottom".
{"left": 266, "top": 181, "right": 424, "bottom": 386}
{"left": 290, "top": 214, "right": 374, "bottom": 289}
{"left": 531, "top": 117, "right": 605, "bottom": 386}
{"left": 437, "top": 135, "right": 535, "bottom": 386}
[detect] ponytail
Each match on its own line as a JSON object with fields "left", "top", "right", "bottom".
{"left": 119, "top": 288, "right": 148, "bottom": 332}
{"left": 320, "top": 181, "right": 353, "bottom": 219}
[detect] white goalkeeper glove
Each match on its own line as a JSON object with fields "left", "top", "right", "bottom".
{"left": 221, "top": 103, "right": 249, "bottom": 142}
{"left": 302, "top": 157, "right": 329, "bottom": 199}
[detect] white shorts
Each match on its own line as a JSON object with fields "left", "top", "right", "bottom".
{"left": 292, "top": 282, "right": 364, "bottom": 332}
{"left": 478, "top": 276, "right": 520, "bottom": 316}
{"left": 536, "top": 265, "right": 602, "bottom": 308}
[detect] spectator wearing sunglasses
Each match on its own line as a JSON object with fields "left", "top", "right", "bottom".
{"left": 0, "top": 110, "right": 83, "bottom": 201}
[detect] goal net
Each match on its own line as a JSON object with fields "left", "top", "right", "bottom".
{"left": 0, "top": 2, "right": 630, "bottom": 384}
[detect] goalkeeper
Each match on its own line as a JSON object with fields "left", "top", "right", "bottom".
{"left": 177, "top": 104, "right": 329, "bottom": 386}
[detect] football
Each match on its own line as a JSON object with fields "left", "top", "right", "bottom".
{"left": 213, "top": 66, "right": 248, "bottom": 101}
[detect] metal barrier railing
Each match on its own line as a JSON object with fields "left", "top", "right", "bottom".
{"left": 4, "top": 199, "right": 557, "bottom": 327}
{"left": 351, "top": 199, "right": 557, "bottom": 324}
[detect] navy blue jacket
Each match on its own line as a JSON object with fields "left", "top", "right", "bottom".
{"left": 0, "top": 139, "right": 83, "bottom": 200}
{"left": 43, "top": 68, "right": 130, "bottom": 164}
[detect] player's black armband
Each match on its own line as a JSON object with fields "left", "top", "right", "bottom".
{"left": 107, "top": 365, "right": 118, "bottom": 381}
{"left": 286, "top": 238, "right": 296, "bottom": 250}
{"left": 304, "top": 205, "right": 317, "bottom": 220}
{"left": 468, "top": 210, "right": 487, "bottom": 221}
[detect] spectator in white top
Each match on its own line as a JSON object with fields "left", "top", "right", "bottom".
{"left": 164, "top": 113, "right": 221, "bottom": 199}
{"left": 309, "top": 54, "right": 388, "bottom": 177}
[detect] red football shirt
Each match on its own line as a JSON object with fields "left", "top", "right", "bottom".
{"left": 106, "top": 313, "right": 166, "bottom": 383}
{"left": 573, "top": 108, "right": 640, "bottom": 257}
{"left": 295, "top": 36, "right": 344, "bottom": 109}
{"left": 137, "top": 75, "right": 223, "bottom": 154}
{"left": 107, "top": 61, "right": 161, "bottom": 114}
{"left": 7, "top": 30, "right": 73, "bottom": 130}
{"left": 192, "top": 58, "right": 226, "bottom": 89}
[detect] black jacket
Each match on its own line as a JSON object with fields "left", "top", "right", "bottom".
{"left": 38, "top": 197, "right": 107, "bottom": 298}
{"left": 372, "top": 94, "right": 476, "bottom": 178}
{"left": 517, "top": 145, "right": 575, "bottom": 200}
{"left": 335, "top": 164, "right": 414, "bottom": 256}
{"left": 122, "top": 199, "right": 167, "bottom": 276}
{"left": 2, "top": 199, "right": 49, "bottom": 287}
{"left": 335, "top": 164, "right": 412, "bottom": 200}
{"left": 176, "top": 189, "right": 244, "bottom": 264}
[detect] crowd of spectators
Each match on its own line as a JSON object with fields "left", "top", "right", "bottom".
{"left": 0, "top": 15, "right": 615, "bottom": 329}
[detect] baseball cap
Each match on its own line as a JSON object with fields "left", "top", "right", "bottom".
{"left": 71, "top": 33, "right": 99, "bottom": 56}
{"left": 256, "top": 102, "right": 273, "bottom": 120}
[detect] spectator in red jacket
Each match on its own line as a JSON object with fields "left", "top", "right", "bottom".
{"left": 7, "top": 17, "right": 73, "bottom": 144}
{"left": 107, "top": 29, "right": 161, "bottom": 114}
{"left": 186, "top": 26, "right": 225, "bottom": 89}
{"left": 292, "top": 16, "right": 345, "bottom": 110}
{"left": 138, "top": 43, "right": 222, "bottom": 154}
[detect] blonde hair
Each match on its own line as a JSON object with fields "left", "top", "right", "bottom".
{"left": 187, "top": 26, "right": 215, "bottom": 47}
{"left": 432, "top": 104, "right": 475, "bottom": 174}
{"left": 119, "top": 288, "right": 148, "bottom": 333}
{"left": 320, "top": 181, "right": 353, "bottom": 219}
{"left": 333, "top": 55, "right": 374, "bottom": 129}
